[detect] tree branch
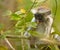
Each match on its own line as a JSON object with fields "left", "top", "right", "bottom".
{"left": 6, "top": 35, "right": 28, "bottom": 39}
{"left": 5, "top": 35, "right": 60, "bottom": 45}
{"left": 4, "top": 38, "right": 15, "bottom": 50}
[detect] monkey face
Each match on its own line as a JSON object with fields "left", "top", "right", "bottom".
{"left": 34, "top": 13, "right": 45, "bottom": 22}
{"left": 31, "top": 8, "right": 51, "bottom": 23}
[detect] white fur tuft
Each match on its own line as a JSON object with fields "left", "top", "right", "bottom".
{"left": 31, "top": 9, "right": 37, "bottom": 14}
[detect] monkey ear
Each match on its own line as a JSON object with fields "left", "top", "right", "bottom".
{"left": 31, "top": 9, "right": 37, "bottom": 14}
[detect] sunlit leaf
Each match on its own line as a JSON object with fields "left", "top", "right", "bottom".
{"left": 11, "top": 13, "right": 20, "bottom": 20}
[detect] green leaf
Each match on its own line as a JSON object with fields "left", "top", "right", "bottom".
{"left": 15, "top": 20, "right": 25, "bottom": 28}
{"left": 11, "top": 13, "right": 20, "bottom": 20}
{"left": 26, "top": 22, "right": 37, "bottom": 28}
{"left": 15, "top": 12, "right": 33, "bottom": 27}
{"left": 25, "top": 12, "right": 33, "bottom": 22}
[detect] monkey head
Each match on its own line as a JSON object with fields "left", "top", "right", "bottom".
{"left": 31, "top": 7, "right": 51, "bottom": 23}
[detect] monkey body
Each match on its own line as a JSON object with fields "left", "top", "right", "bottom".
{"left": 31, "top": 8, "right": 53, "bottom": 37}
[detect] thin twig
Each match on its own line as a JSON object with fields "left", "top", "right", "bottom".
{"left": 21, "top": 32, "right": 25, "bottom": 50}
{"left": 6, "top": 35, "right": 28, "bottom": 39}
{"left": 4, "top": 38, "right": 15, "bottom": 50}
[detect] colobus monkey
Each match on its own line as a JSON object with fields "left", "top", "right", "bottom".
{"left": 24, "top": 7, "right": 54, "bottom": 48}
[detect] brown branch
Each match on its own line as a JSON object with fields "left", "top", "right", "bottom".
{"left": 40, "top": 38, "right": 60, "bottom": 45}
{"left": 6, "top": 35, "right": 28, "bottom": 39}
{"left": 4, "top": 38, "right": 15, "bottom": 50}
{"left": 5, "top": 35, "right": 60, "bottom": 45}
{"left": 1, "top": 34, "right": 60, "bottom": 46}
